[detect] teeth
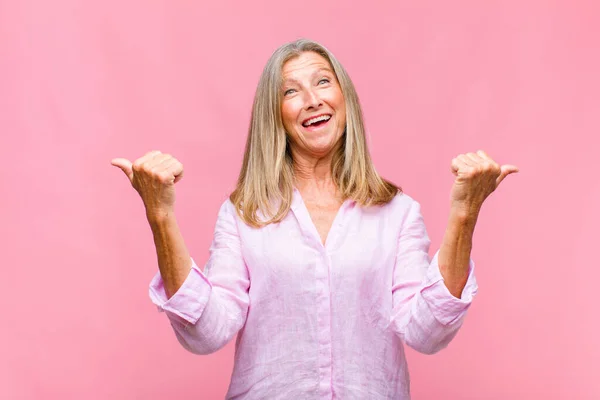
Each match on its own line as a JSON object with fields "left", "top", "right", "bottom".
{"left": 304, "top": 115, "right": 331, "bottom": 126}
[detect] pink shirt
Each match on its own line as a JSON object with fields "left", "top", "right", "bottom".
{"left": 149, "top": 190, "right": 478, "bottom": 399}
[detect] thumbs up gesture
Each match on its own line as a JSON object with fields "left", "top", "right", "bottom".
{"left": 449, "top": 150, "right": 518, "bottom": 214}
{"left": 111, "top": 150, "right": 184, "bottom": 221}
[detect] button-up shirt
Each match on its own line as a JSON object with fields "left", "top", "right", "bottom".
{"left": 149, "top": 190, "right": 478, "bottom": 399}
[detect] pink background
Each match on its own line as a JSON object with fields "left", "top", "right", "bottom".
{"left": 1, "top": 0, "right": 598, "bottom": 399}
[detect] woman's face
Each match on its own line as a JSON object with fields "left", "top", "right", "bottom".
{"left": 281, "top": 52, "right": 346, "bottom": 160}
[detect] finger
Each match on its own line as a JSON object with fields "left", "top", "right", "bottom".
{"left": 172, "top": 162, "right": 184, "bottom": 183}
{"left": 450, "top": 157, "right": 460, "bottom": 174}
{"left": 496, "top": 164, "right": 519, "bottom": 186}
{"left": 132, "top": 150, "right": 162, "bottom": 171}
{"left": 157, "top": 158, "right": 185, "bottom": 183}
{"left": 152, "top": 153, "right": 175, "bottom": 169}
{"left": 451, "top": 156, "right": 470, "bottom": 176}
{"left": 464, "top": 152, "right": 485, "bottom": 165}
{"left": 469, "top": 150, "right": 501, "bottom": 176}
{"left": 476, "top": 150, "right": 503, "bottom": 170}
{"left": 458, "top": 154, "right": 477, "bottom": 168}
{"left": 476, "top": 150, "right": 492, "bottom": 161}
{"left": 110, "top": 158, "right": 134, "bottom": 181}
{"left": 149, "top": 155, "right": 182, "bottom": 181}
{"left": 144, "top": 150, "right": 162, "bottom": 158}
{"left": 140, "top": 150, "right": 163, "bottom": 163}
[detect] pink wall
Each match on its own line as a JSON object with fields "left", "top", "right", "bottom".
{"left": 1, "top": 0, "right": 598, "bottom": 399}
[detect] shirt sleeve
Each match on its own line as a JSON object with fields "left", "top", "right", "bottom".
{"left": 148, "top": 199, "right": 250, "bottom": 355}
{"left": 390, "top": 199, "right": 478, "bottom": 355}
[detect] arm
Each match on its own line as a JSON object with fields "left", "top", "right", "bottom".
{"left": 149, "top": 200, "right": 250, "bottom": 355}
{"left": 111, "top": 152, "right": 250, "bottom": 355}
{"left": 148, "top": 211, "right": 192, "bottom": 298}
{"left": 439, "top": 149, "right": 519, "bottom": 298}
{"left": 111, "top": 151, "right": 193, "bottom": 297}
{"left": 390, "top": 200, "right": 478, "bottom": 355}
{"left": 391, "top": 150, "right": 517, "bottom": 354}
{"left": 437, "top": 206, "right": 478, "bottom": 299}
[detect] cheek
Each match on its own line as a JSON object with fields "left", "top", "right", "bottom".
{"left": 281, "top": 101, "right": 300, "bottom": 131}
{"left": 324, "top": 88, "right": 345, "bottom": 115}
{"left": 333, "top": 93, "right": 346, "bottom": 126}
{"left": 338, "top": 102, "right": 346, "bottom": 125}
{"left": 280, "top": 104, "right": 292, "bottom": 129}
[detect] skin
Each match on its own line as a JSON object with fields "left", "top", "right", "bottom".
{"left": 111, "top": 51, "right": 518, "bottom": 299}
{"left": 111, "top": 151, "right": 190, "bottom": 297}
{"left": 280, "top": 52, "right": 347, "bottom": 245}
{"left": 441, "top": 150, "right": 518, "bottom": 297}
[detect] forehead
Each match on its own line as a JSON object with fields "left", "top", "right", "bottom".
{"left": 282, "top": 52, "right": 333, "bottom": 80}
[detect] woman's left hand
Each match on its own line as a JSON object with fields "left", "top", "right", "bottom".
{"left": 449, "top": 150, "right": 519, "bottom": 217}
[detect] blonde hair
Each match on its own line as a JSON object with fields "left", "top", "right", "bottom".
{"left": 230, "top": 39, "right": 400, "bottom": 227}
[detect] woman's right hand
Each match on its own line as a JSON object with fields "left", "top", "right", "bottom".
{"left": 111, "top": 150, "right": 184, "bottom": 221}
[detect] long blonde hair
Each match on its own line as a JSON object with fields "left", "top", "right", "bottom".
{"left": 230, "top": 39, "right": 399, "bottom": 227}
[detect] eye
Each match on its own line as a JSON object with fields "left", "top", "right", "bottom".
{"left": 318, "top": 78, "right": 330, "bottom": 85}
{"left": 284, "top": 88, "right": 296, "bottom": 96}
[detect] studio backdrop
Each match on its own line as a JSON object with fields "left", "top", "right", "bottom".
{"left": 1, "top": 1, "right": 598, "bottom": 399}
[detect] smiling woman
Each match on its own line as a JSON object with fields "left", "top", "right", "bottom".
{"left": 230, "top": 40, "right": 398, "bottom": 229}
{"left": 281, "top": 53, "right": 347, "bottom": 157}
{"left": 111, "top": 38, "right": 518, "bottom": 399}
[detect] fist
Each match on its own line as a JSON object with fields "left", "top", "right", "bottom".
{"left": 450, "top": 150, "right": 518, "bottom": 211}
{"left": 111, "top": 150, "right": 184, "bottom": 219}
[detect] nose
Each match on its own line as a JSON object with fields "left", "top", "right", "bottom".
{"left": 303, "top": 88, "right": 322, "bottom": 110}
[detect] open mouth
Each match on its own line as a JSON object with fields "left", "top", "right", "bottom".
{"left": 302, "top": 114, "right": 332, "bottom": 129}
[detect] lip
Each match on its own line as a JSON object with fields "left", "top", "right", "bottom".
{"left": 301, "top": 113, "right": 332, "bottom": 127}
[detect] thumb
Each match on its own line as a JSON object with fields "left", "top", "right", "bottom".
{"left": 110, "top": 158, "right": 134, "bottom": 182}
{"left": 496, "top": 164, "right": 519, "bottom": 186}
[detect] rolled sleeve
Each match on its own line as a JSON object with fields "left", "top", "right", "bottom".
{"left": 420, "top": 250, "right": 478, "bottom": 326}
{"left": 149, "top": 258, "right": 213, "bottom": 325}
{"left": 147, "top": 199, "right": 250, "bottom": 355}
{"left": 391, "top": 197, "right": 479, "bottom": 354}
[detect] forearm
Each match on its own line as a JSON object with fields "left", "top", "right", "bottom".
{"left": 438, "top": 204, "right": 479, "bottom": 298}
{"left": 391, "top": 198, "right": 478, "bottom": 354}
{"left": 148, "top": 211, "right": 192, "bottom": 299}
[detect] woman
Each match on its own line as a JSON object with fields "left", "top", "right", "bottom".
{"left": 111, "top": 39, "right": 518, "bottom": 399}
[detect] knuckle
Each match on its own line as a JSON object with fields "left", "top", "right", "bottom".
{"left": 158, "top": 171, "right": 171, "bottom": 182}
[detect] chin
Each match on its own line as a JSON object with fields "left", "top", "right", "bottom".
{"left": 305, "top": 137, "right": 341, "bottom": 156}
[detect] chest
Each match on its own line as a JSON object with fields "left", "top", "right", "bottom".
{"left": 303, "top": 199, "right": 343, "bottom": 245}
{"left": 237, "top": 200, "right": 401, "bottom": 307}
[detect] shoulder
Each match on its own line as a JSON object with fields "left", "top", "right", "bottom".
{"left": 380, "top": 190, "right": 421, "bottom": 214}
{"left": 219, "top": 197, "right": 237, "bottom": 214}
{"left": 367, "top": 191, "right": 425, "bottom": 228}
{"left": 214, "top": 198, "right": 241, "bottom": 228}
{"left": 217, "top": 197, "right": 263, "bottom": 230}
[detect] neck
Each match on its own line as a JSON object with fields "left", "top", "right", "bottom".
{"left": 291, "top": 150, "right": 339, "bottom": 200}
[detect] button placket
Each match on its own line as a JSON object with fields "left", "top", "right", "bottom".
{"left": 316, "top": 250, "right": 333, "bottom": 398}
